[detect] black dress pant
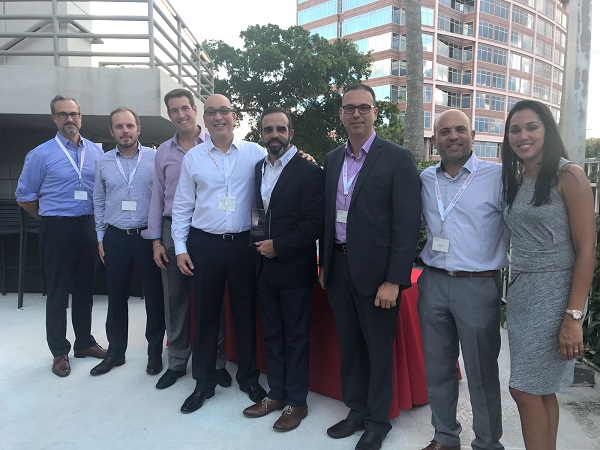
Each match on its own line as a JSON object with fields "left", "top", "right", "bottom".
{"left": 40, "top": 216, "right": 98, "bottom": 357}
{"left": 258, "top": 275, "right": 312, "bottom": 406}
{"left": 327, "top": 249, "right": 399, "bottom": 437}
{"left": 188, "top": 227, "right": 259, "bottom": 392}
{"left": 103, "top": 227, "right": 165, "bottom": 359}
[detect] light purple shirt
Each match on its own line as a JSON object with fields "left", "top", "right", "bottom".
{"left": 144, "top": 126, "right": 208, "bottom": 239}
{"left": 334, "top": 131, "right": 377, "bottom": 243}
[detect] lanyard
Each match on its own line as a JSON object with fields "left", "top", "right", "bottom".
{"left": 55, "top": 136, "right": 85, "bottom": 186}
{"left": 434, "top": 155, "right": 478, "bottom": 224}
{"left": 115, "top": 147, "right": 143, "bottom": 191}
{"left": 342, "top": 155, "right": 361, "bottom": 197}
{"left": 208, "top": 146, "right": 239, "bottom": 196}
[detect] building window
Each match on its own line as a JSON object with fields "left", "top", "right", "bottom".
{"left": 491, "top": 95, "right": 505, "bottom": 112}
{"left": 492, "top": 72, "right": 505, "bottom": 89}
{"left": 553, "top": 69, "right": 563, "bottom": 86}
{"left": 435, "top": 89, "right": 462, "bottom": 108}
{"left": 474, "top": 117, "right": 490, "bottom": 133}
{"left": 552, "top": 89, "right": 562, "bottom": 105}
{"left": 478, "top": 21, "right": 494, "bottom": 40}
{"left": 423, "top": 60, "right": 433, "bottom": 78}
{"left": 342, "top": 0, "right": 377, "bottom": 12}
{"left": 462, "top": 93, "right": 471, "bottom": 108}
{"left": 493, "top": 48, "right": 507, "bottom": 66}
{"left": 534, "top": 60, "right": 552, "bottom": 80}
{"left": 512, "top": 6, "right": 534, "bottom": 28}
{"left": 537, "top": 17, "right": 554, "bottom": 39}
{"left": 422, "top": 34, "right": 433, "bottom": 52}
{"left": 476, "top": 93, "right": 491, "bottom": 110}
{"left": 533, "top": 82, "right": 550, "bottom": 101}
{"left": 507, "top": 97, "right": 519, "bottom": 111}
{"left": 371, "top": 84, "right": 400, "bottom": 102}
{"left": 299, "top": 0, "right": 337, "bottom": 25}
{"left": 355, "top": 33, "right": 399, "bottom": 53}
{"left": 477, "top": 69, "right": 492, "bottom": 87}
{"left": 509, "top": 76, "right": 531, "bottom": 95}
{"left": 478, "top": 44, "right": 492, "bottom": 63}
{"left": 309, "top": 23, "right": 338, "bottom": 40}
{"left": 536, "top": 40, "right": 553, "bottom": 60}
{"left": 555, "top": 29, "right": 566, "bottom": 48}
{"left": 490, "top": 118, "right": 504, "bottom": 134}
{"left": 423, "top": 85, "right": 432, "bottom": 103}
{"left": 474, "top": 141, "right": 499, "bottom": 157}
{"left": 439, "top": 0, "right": 474, "bottom": 14}
{"left": 554, "top": 49, "right": 565, "bottom": 67}
{"left": 462, "top": 70, "right": 472, "bottom": 85}
{"left": 342, "top": 6, "right": 400, "bottom": 36}
{"left": 511, "top": 31, "right": 533, "bottom": 52}
{"left": 422, "top": 7, "right": 434, "bottom": 26}
{"left": 424, "top": 111, "right": 432, "bottom": 129}
{"left": 538, "top": 0, "right": 555, "bottom": 19}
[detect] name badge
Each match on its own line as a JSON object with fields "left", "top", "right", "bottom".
{"left": 336, "top": 209, "right": 348, "bottom": 224}
{"left": 74, "top": 190, "right": 87, "bottom": 201}
{"left": 122, "top": 200, "right": 137, "bottom": 211}
{"left": 218, "top": 195, "right": 236, "bottom": 212}
{"left": 432, "top": 237, "right": 450, "bottom": 253}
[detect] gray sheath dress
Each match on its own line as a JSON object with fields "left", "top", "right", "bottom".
{"left": 503, "top": 158, "right": 575, "bottom": 395}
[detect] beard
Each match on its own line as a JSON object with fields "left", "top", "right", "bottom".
{"left": 266, "top": 137, "right": 289, "bottom": 158}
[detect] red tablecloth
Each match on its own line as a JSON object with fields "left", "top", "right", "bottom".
{"left": 224, "top": 269, "right": 429, "bottom": 418}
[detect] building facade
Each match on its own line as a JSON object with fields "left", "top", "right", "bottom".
{"left": 297, "top": 0, "right": 568, "bottom": 160}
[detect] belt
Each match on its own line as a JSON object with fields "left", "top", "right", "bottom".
{"left": 163, "top": 216, "right": 172, "bottom": 221}
{"left": 427, "top": 266, "right": 497, "bottom": 278}
{"left": 333, "top": 243, "right": 347, "bottom": 254}
{"left": 194, "top": 228, "right": 250, "bottom": 241}
{"left": 41, "top": 215, "right": 93, "bottom": 221}
{"left": 107, "top": 224, "right": 147, "bottom": 235}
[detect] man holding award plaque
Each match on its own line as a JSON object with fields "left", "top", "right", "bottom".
{"left": 242, "top": 107, "right": 324, "bottom": 432}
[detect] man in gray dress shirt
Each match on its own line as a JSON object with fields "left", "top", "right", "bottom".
{"left": 146, "top": 89, "right": 230, "bottom": 390}
{"left": 418, "top": 109, "right": 509, "bottom": 450}
{"left": 90, "top": 107, "right": 165, "bottom": 376}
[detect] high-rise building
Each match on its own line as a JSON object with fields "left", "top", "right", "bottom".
{"left": 297, "top": 0, "right": 568, "bottom": 160}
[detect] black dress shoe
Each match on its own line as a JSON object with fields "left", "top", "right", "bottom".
{"left": 180, "top": 389, "right": 215, "bottom": 413}
{"left": 216, "top": 367, "right": 232, "bottom": 387}
{"left": 146, "top": 357, "right": 163, "bottom": 375}
{"left": 156, "top": 369, "right": 186, "bottom": 390}
{"left": 240, "top": 384, "right": 268, "bottom": 403}
{"left": 355, "top": 431, "right": 384, "bottom": 450}
{"left": 327, "top": 418, "right": 365, "bottom": 439}
{"left": 90, "top": 357, "right": 125, "bottom": 376}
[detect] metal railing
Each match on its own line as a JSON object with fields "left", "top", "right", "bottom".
{"left": 0, "top": 0, "right": 214, "bottom": 101}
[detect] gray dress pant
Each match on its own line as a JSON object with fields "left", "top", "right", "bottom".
{"left": 417, "top": 267, "right": 504, "bottom": 450}
{"left": 162, "top": 219, "right": 226, "bottom": 371}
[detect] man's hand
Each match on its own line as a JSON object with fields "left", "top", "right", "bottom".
{"left": 152, "top": 240, "right": 168, "bottom": 270}
{"left": 98, "top": 241, "right": 105, "bottom": 265}
{"left": 297, "top": 150, "right": 317, "bottom": 165}
{"left": 374, "top": 281, "right": 399, "bottom": 309}
{"left": 176, "top": 253, "right": 194, "bottom": 276}
{"left": 255, "top": 239, "right": 277, "bottom": 258}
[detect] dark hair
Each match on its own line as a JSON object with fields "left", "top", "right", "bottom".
{"left": 50, "top": 95, "right": 79, "bottom": 114}
{"left": 342, "top": 84, "right": 376, "bottom": 104}
{"left": 109, "top": 106, "right": 140, "bottom": 127}
{"left": 260, "top": 106, "right": 293, "bottom": 130}
{"left": 501, "top": 99, "right": 568, "bottom": 208}
{"left": 163, "top": 89, "right": 195, "bottom": 109}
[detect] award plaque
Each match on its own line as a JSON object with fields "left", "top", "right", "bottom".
{"left": 250, "top": 208, "right": 271, "bottom": 244}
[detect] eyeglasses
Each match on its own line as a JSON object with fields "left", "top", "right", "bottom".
{"left": 204, "top": 107, "right": 233, "bottom": 117}
{"left": 54, "top": 112, "right": 81, "bottom": 119}
{"left": 342, "top": 104, "right": 375, "bottom": 115}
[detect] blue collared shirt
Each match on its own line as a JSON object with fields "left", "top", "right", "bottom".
{"left": 15, "top": 133, "right": 103, "bottom": 216}
{"left": 93, "top": 144, "right": 157, "bottom": 241}
{"left": 420, "top": 153, "right": 509, "bottom": 271}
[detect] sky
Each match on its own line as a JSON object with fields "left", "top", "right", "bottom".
{"left": 168, "top": 0, "right": 600, "bottom": 137}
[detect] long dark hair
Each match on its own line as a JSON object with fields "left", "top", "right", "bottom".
{"left": 501, "top": 100, "right": 568, "bottom": 208}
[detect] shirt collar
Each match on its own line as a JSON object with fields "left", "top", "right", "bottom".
{"left": 344, "top": 131, "right": 376, "bottom": 159}
{"left": 56, "top": 132, "right": 83, "bottom": 149}
{"left": 264, "top": 145, "right": 297, "bottom": 167}
{"left": 436, "top": 151, "right": 475, "bottom": 176}
{"left": 115, "top": 142, "right": 141, "bottom": 157}
{"left": 172, "top": 125, "right": 208, "bottom": 149}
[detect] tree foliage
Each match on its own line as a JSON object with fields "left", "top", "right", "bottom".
{"left": 204, "top": 24, "right": 376, "bottom": 164}
{"left": 586, "top": 138, "right": 600, "bottom": 159}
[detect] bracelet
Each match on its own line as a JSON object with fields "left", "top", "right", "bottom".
{"left": 152, "top": 243, "right": 163, "bottom": 249}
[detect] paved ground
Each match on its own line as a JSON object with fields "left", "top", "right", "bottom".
{"left": 0, "top": 293, "right": 598, "bottom": 450}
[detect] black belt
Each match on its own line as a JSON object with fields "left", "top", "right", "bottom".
{"left": 42, "top": 215, "right": 93, "bottom": 221}
{"left": 427, "top": 266, "right": 497, "bottom": 278}
{"left": 333, "top": 243, "right": 347, "bottom": 254}
{"left": 107, "top": 224, "right": 147, "bottom": 235}
{"left": 193, "top": 228, "right": 250, "bottom": 241}
{"left": 163, "top": 216, "right": 172, "bottom": 221}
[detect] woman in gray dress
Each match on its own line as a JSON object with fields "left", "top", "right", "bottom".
{"left": 501, "top": 100, "right": 595, "bottom": 450}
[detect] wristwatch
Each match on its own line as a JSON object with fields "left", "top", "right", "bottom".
{"left": 566, "top": 309, "right": 583, "bottom": 320}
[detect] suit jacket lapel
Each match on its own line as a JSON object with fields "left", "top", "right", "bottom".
{"left": 328, "top": 146, "right": 345, "bottom": 216}
{"left": 255, "top": 159, "right": 264, "bottom": 208}
{"left": 349, "top": 136, "right": 383, "bottom": 209}
{"left": 268, "top": 152, "right": 298, "bottom": 208}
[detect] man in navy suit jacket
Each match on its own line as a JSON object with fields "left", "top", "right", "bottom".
{"left": 320, "top": 84, "right": 421, "bottom": 450}
{"left": 242, "top": 107, "right": 324, "bottom": 432}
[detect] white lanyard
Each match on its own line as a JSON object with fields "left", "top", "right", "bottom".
{"left": 342, "top": 156, "right": 361, "bottom": 197}
{"left": 115, "top": 147, "right": 143, "bottom": 191}
{"left": 208, "top": 147, "right": 238, "bottom": 196}
{"left": 55, "top": 136, "right": 85, "bottom": 186}
{"left": 434, "top": 155, "right": 478, "bottom": 223}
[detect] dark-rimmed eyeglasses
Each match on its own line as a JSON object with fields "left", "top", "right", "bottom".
{"left": 204, "top": 107, "right": 234, "bottom": 117}
{"left": 54, "top": 112, "right": 81, "bottom": 119}
{"left": 341, "top": 104, "right": 375, "bottom": 115}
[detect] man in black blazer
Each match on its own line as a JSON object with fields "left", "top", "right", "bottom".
{"left": 320, "top": 84, "right": 421, "bottom": 450}
{"left": 242, "top": 107, "right": 324, "bottom": 432}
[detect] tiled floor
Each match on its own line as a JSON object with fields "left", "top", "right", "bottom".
{"left": 1, "top": 293, "right": 598, "bottom": 450}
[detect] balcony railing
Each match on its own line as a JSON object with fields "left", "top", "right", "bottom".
{"left": 0, "top": 0, "right": 213, "bottom": 101}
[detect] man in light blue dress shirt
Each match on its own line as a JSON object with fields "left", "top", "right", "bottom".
{"left": 16, "top": 95, "right": 107, "bottom": 377}
{"left": 418, "top": 109, "right": 509, "bottom": 450}
{"left": 90, "top": 107, "right": 165, "bottom": 377}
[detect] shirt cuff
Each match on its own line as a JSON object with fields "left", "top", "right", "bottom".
{"left": 141, "top": 228, "right": 161, "bottom": 240}
{"left": 174, "top": 241, "right": 188, "bottom": 255}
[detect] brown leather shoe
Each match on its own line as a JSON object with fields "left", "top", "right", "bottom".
{"left": 52, "top": 355, "right": 70, "bottom": 377}
{"left": 243, "top": 397, "right": 285, "bottom": 418}
{"left": 422, "top": 439, "right": 461, "bottom": 450}
{"left": 74, "top": 344, "right": 107, "bottom": 359}
{"left": 273, "top": 405, "right": 308, "bottom": 432}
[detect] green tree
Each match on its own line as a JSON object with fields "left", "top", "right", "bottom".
{"left": 586, "top": 138, "right": 600, "bottom": 158}
{"left": 204, "top": 24, "right": 373, "bottom": 164}
{"left": 375, "top": 101, "right": 404, "bottom": 144}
